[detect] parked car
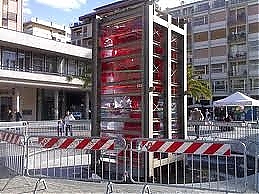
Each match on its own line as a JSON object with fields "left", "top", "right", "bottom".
{"left": 72, "top": 112, "right": 82, "bottom": 120}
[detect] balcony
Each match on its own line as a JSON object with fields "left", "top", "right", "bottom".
{"left": 228, "top": 53, "right": 247, "bottom": 61}
{"left": 228, "top": 32, "right": 246, "bottom": 43}
{"left": 228, "top": 69, "right": 248, "bottom": 77}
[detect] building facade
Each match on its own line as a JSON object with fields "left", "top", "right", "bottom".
{"left": 0, "top": 27, "right": 91, "bottom": 121}
{"left": 23, "top": 17, "right": 71, "bottom": 43}
{"left": 0, "top": 0, "right": 22, "bottom": 31}
{"left": 168, "top": 0, "right": 259, "bottom": 102}
{"left": 70, "top": 14, "right": 93, "bottom": 48}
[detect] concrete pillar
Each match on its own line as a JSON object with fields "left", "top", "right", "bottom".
{"left": 37, "top": 88, "right": 42, "bottom": 120}
{"left": 54, "top": 90, "right": 59, "bottom": 119}
{"left": 85, "top": 91, "right": 90, "bottom": 119}
{"left": 14, "top": 88, "right": 20, "bottom": 112}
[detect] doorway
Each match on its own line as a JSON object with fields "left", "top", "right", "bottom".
{"left": 0, "top": 96, "right": 13, "bottom": 121}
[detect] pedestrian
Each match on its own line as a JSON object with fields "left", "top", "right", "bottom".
{"left": 224, "top": 114, "right": 234, "bottom": 131}
{"left": 57, "top": 118, "right": 64, "bottom": 136}
{"left": 14, "top": 110, "right": 22, "bottom": 121}
{"left": 205, "top": 109, "right": 211, "bottom": 121}
{"left": 64, "top": 111, "right": 75, "bottom": 136}
{"left": 191, "top": 108, "right": 204, "bottom": 139}
{"left": 7, "top": 109, "right": 13, "bottom": 122}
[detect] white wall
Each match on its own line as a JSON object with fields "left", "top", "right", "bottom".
{"left": 20, "top": 87, "right": 37, "bottom": 121}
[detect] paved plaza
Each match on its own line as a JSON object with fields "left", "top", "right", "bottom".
{"left": 0, "top": 165, "right": 258, "bottom": 194}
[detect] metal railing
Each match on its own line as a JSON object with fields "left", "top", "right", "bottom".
{"left": 188, "top": 121, "right": 259, "bottom": 140}
{"left": 0, "top": 120, "right": 91, "bottom": 137}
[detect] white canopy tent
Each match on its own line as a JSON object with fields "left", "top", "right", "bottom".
{"left": 213, "top": 92, "right": 259, "bottom": 121}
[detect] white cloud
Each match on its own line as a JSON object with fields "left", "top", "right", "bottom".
{"left": 23, "top": 0, "right": 32, "bottom": 15}
{"left": 35, "top": 0, "right": 87, "bottom": 11}
{"left": 23, "top": 7, "right": 32, "bottom": 15}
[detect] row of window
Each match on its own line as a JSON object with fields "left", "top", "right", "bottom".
{"left": 171, "top": 0, "right": 226, "bottom": 17}
{"left": 213, "top": 78, "right": 259, "bottom": 92}
{"left": 193, "top": 60, "right": 259, "bottom": 75}
{"left": 0, "top": 47, "right": 90, "bottom": 77}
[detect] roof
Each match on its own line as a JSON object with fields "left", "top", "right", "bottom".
{"left": 79, "top": 0, "right": 150, "bottom": 21}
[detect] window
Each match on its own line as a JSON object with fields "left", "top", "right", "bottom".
{"left": 78, "top": 61, "right": 86, "bottom": 76}
{"left": 229, "top": 44, "right": 246, "bottom": 57}
{"left": 2, "top": 11, "right": 7, "bottom": 19}
{"left": 253, "top": 79, "right": 259, "bottom": 89}
{"left": 194, "top": 32, "right": 208, "bottom": 42}
{"left": 212, "top": 0, "right": 225, "bottom": 8}
{"left": 248, "top": 41, "right": 259, "bottom": 52}
{"left": 8, "top": 12, "right": 17, "bottom": 22}
{"left": 211, "top": 29, "right": 226, "bottom": 40}
{"left": 231, "top": 79, "right": 244, "bottom": 90}
{"left": 211, "top": 63, "right": 225, "bottom": 73}
{"left": 46, "top": 56, "right": 57, "bottom": 73}
{"left": 18, "top": 50, "right": 25, "bottom": 71}
{"left": 214, "top": 80, "right": 226, "bottom": 91}
{"left": 2, "top": 19, "right": 8, "bottom": 28}
{"left": 77, "top": 40, "right": 81, "bottom": 46}
{"left": 1, "top": 48, "right": 17, "bottom": 70}
{"left": 33, "top": 54, "right": 44, "bottom": 72}
{"left": 249, "top": 22, "right": 259, "bottom": 34}
{"left": 83, "top": 26, "right": 88, "bottom": 35}
{"left": 25, "top": 52, "right": 32, "bottom": 72}
{"left": 193, "top": 65, "right": 206, "bottom": 75}
{"left": 67, "top": 59, "right": 77, "bottom": 75}
{"left": 193, "top": 16, "right": 208, "bottom": 26}
{"left": 197, "top": 3, "right": 209, "bottom": 12}
{"left": 237, "top": 8, "right": 246, "bottom": 22}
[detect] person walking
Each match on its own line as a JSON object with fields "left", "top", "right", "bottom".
{"left": 7, "top": 109, "right": 13, "bottom": 122}
{"left": 205, "top": 109, "right": 211, "bottom": 121}
{"left": 14, "top": 110, "right": 22, "bottom": 121}
{"left": 57, "top": 118, "right": 64, "bottom": 136}
{"left": 191, "top": 108, "right": 204, "bottom": 139}
{"left": 64, "top": 111, "right": 75, "bottom": 136}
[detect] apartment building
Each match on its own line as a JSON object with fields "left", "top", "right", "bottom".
{"left": 0, "top": 0, "right": 22, "bottom": 31}
{"left": 70, "top": 14, "right": 93, "bottom": 48}
{"left": 168, "top": 0, "right": 259, "bottom": 102}
{"left": 23, "top": 17, "right": 71, "bottom": 43}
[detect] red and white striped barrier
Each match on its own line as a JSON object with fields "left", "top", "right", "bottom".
{"left": 0, "top": 131, "right": 23, "bottom": 145}
{"left": 135, "top": 140, "right": 231, "bottom": 156}
{"left": 38, "top": 137, "right": 124, "bottom": 151}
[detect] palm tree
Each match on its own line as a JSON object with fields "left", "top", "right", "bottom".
{"left": 186, "top": 65, "right": 212, "bottom": 101}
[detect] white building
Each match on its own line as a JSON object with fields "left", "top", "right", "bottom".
{"left": 0, "top": 27, "right": 91, "bottom": 121}
{"left": 23, "top": 17, "right": 71, "bottom": 43}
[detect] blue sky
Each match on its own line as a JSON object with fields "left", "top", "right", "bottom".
{"left": 23, "top": 0, "right": 196, "bottom": 27}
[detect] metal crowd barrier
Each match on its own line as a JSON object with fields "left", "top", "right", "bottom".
{"left": 129, "top": 138, "right": 248, "bottom": 193}
{"left": 0, "top": 128, "right": 26, "bottom": 176}
{"left": 245, "top": 140, "right": 259, "bottom": 192}
{"left": 188, "top": 121, "right": 259, "bottom": 140}
{"left": 27, "top": 120, "right": 91, "bottom": 136}
{"left": 0, "top": 120, "right": 91, "bottom": 137}
{"left": 0, "top": 123, "right": 259, "bottom": 193}
{"left": 25, "top": 135, "right": 127, "bottom": 183}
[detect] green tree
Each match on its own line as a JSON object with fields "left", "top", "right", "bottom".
{"left": 186, "top": 65, "right": 212, "bottom": 101}
{"left": 66, "top": 64, "right": 92, "bottom": 89}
